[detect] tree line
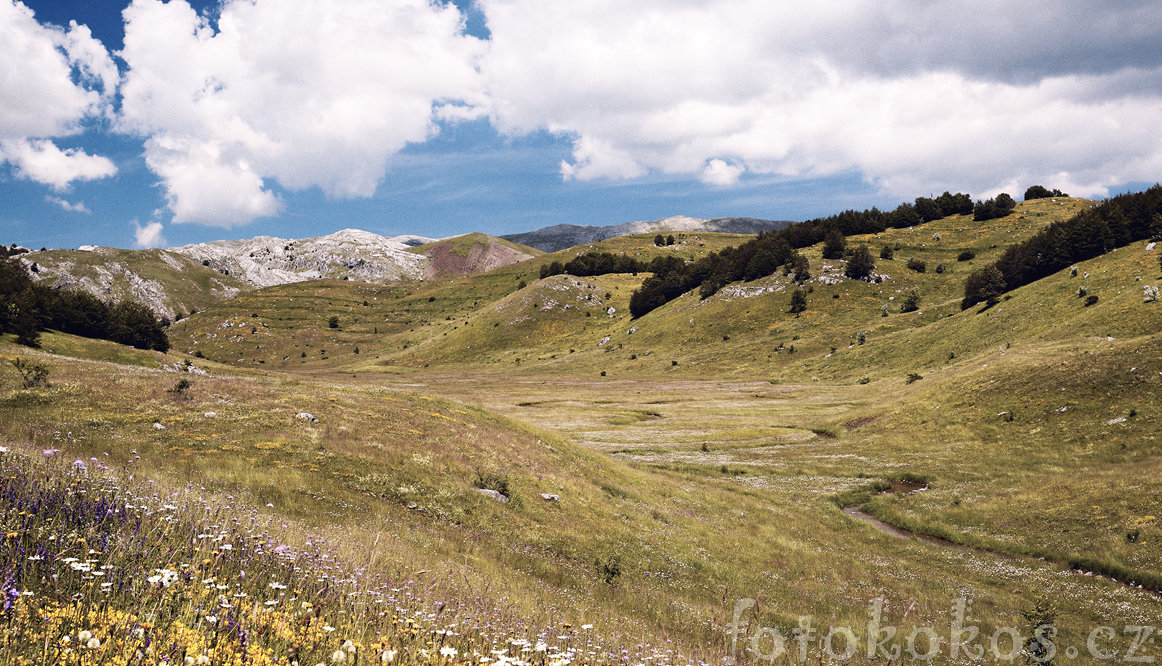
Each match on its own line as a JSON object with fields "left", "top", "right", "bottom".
{"left": 962, "top": 185, "right": 1162, "bottom": 309}
{"left": 0, "top": 256, "right": 170, "bottom": 351}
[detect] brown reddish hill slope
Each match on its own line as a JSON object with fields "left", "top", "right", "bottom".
{"left": 414, "top": 233, "right": 542, "bottom": 279}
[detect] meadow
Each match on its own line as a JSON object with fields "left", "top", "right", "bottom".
{"left": 3, "top": 197, "right": 1162, "bottom": 663}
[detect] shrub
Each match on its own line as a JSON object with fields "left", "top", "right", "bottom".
{"left": 789, "top": 288, "right": 807, "bottom": 314}
{"left": 327, "top": 315, "right": 340, "bottom": 329}
{"left": 900, "top": 290, "right": 921, "bottom": 313}
{"left": 10, "top": 358, "right": 48, "bottom": 388}
{"left": 1021, "top": 595, "right": 1058, "bottom": 664}
{"left": 1085, "top": 294, "right": 1099, "bottom": 307}
{"left": 597, "top": 554, "right": 622, "bottom": 585}
{"left": 957, "top": 250, "right": 975, "bottom": 262}
{"left": 905, "top": 372, "right": 923, "bottom": 384}
{"left": 473, "top": 471, "right": 510, "bottom": 497}
{"left": 167, "top": 378, "right": 192, "bottom": 395}
{"left": 935, "top": 263, "right": 945, "bottom": 274}
{"left": 906, "top": 257, "right": 926, "bottom": 273}
{"left": 880, "top": 244, "right": 894, "bottom": 260}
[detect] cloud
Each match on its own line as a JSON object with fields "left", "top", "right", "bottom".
{"left": 133, "top": 221, "right": 166, "bottom": 249}
{"left": 1, "top": 139, "right": 116, "bottom": 191}
{"left": 559, "top": 136, "right": 644, "bottom": 181}
{"left": 45, "top": 195, "right": 90, "bottom": 213}
{"left": 118, "top": 0, "right": 487, "bottom": 227}
{"left": 700, "top": 159, "right": 744, "bottom": 186}
{"left": 0, "top": 1, "right": 117, "bottom": 189}
{"left": 480, "top": 0, "right": 1162, "bottom": 199}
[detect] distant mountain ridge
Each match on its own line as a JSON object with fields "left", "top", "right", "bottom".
{"left": 168, "top": 228, "right": 434, "bottom": 288}
{"left": 501, "top": 215, "right": 793, "bottom": 252}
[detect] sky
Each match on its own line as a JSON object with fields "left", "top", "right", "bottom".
{"left": 2, "top": 1, "right": 1162, "bottom": 250}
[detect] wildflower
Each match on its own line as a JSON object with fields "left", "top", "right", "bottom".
{"left": 331, "top": 649, "right": 347, "bottom": 663}
{"left": 381, "top": 650, "right": 397, "bottom": 663}
{"left": 343, "top": 640, "right": 356, "bottom": 653}
{"left": 440, "top": 646, "right": 458, "bottom": 658}
{"left": 78, "top": 630, "right": 92, "bottom": 642}
{"left": 197, "top": 656, "right": 211, "bottom": 665}
{"left": 87, "top": 637, "right": 101, "bottom": 649}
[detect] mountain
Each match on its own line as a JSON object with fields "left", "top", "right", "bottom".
{"left": 21, "top": 246, "right": 250, "bottom": 323}
{"left": 169, "top": 228, "right": 433, "bottom": 288}
{"left": 500, "top": 215, "right": 792, "bottom": 252}
{"left": 23, "top": 229, "right": 544, "bottom": 321}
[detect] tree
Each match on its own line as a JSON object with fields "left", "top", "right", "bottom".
{"left": 109, "top": 300, "right": 170, "bottom": 352}
{"left": 879, "top": 244, "right": 894, "bottom": 260}
{"left": 974, "top": 193, "right": 1016, "bottom": 221}
{"left": 914, "top": 196, "right": 943, "bottom": 222}
{"left": 1024, "top": 185, "right": 1066, "bottom": 200}
{"left": 654, "top": 234, "right": 665, "bottom": 247}
{"left": 789, "top": 288, "right": 807, "bottom": 314}
{"left": 961, "top": 266, "right": 1006, "bottom": 309}
{"left": 744, "top": 247, "right": 780, "bottom": 281}
{"left": 821, "top": 229, "right": 846, "bottom": 259}
{"left": 844, "top": 244, "right": 875, "bottom": 281}
{"left": 666, "top": 234, "right": 676, "bottom": 246}
{"left": 789, "top": 252, "right": 810, "bottom": 282}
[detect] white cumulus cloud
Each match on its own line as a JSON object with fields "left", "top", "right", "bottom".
{"left": 479, "top": 0, "right": 1162, "bottom": 199}
{"left": 133, "top": 221, "right": 166, "bottom": 249}
{"left": 1, "top": 139, "right": 116, "bottom": 191}
{"left": 118, "top": 0, "right": 487, "bottom": 227}
{"left": 0, "top": 1, "right": 118, "bottom": 189}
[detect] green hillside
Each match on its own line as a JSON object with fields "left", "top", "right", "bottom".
{"left": 5, "top": 194, "right": 1162, "bottom": 663}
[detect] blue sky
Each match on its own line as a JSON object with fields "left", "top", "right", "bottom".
{"left": 3, "top": 1, "right": 1161, "bottom": 250}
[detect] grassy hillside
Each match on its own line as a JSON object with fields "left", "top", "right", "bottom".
{"left": 6, "top": 197, "right": 1162, "bottom": 663}
{"left": 166, "top": 232, "right": 755, "bottom": 370}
